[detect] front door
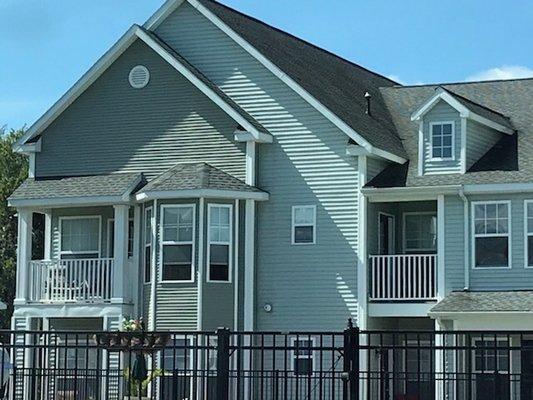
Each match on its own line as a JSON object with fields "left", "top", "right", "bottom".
{"left": 472, "top": 338, "right": 510, "bottom": 400}
{"left": 378, "top": 213, "right": 395, "bottom": 255}
{"left": 521, "top": 340, "right": 533, "bottom": 399}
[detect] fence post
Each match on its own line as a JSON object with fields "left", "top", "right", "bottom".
{"left": 343, "top": 319, "right": 360, "bottom": 400}
{"left": 216, "top": 328, "right": 230, "bottom": 400}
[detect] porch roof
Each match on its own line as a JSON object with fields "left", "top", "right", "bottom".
{"left": 8, "top": 173, "right": 144, "bottom": 207}
{"left": 430, "top": 290, "right": 533, "bottom": 314}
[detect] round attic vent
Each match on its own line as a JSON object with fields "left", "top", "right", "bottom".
{"left": 128, "top": 65, "right": 150, "bottom": 89}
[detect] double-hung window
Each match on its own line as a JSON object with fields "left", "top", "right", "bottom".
{"left": 208, "top": 204, "right": 232, "bottom": 282}
{"left": 525, "top": 201, "right": 533, "bottom": 267}
{"left": 403, "top": 212, "right": 437, "bottom": 253}
{"left": 161, "top": 205, "right": 195, "bottom": 282}
{"left": 291, "top": 337, "right": 315, "bottom": 376}
{"left": 430, "top": 121, "right": 454, "bottom": 160}
{"left": 144, "top": 207, "right": 153, "bottom": 283}
{"left": 292, "top": 205, "right": 316, "bottom": 244}
{"left": 60, "top": 217, "right": 101, "bottom": 259}
{"left": 473, "top": 202, "right": 510, "bottom": 268}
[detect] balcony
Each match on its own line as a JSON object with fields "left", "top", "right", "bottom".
{"left": 29, "top": 258, "right": 114, "bottom": 303}
{"left": 369, "top": 254, "right": 437, "bottom": 301}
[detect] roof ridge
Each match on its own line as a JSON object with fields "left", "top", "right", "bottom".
{"left": 388, "top": 76, "right": 533, "bottom": 89}
{"left": 200, "top": 0, "right": 399, "bottom": 86}
{"left": 440, "top": 86, "right": 511, "bottom": 120}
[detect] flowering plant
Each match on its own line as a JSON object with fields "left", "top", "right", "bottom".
{"left": 122, "top": 317, "right": 144, "bottom": 332}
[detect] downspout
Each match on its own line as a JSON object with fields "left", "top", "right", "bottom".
{"left": 458, "top": 187, "right": 470, "bottom": 290}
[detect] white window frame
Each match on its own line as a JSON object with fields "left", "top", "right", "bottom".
{"left": 471, "top": 337, "right": 510, "bottom": 374}
{"left": 291, "top": 205, "right": 316, "bottom": 245}
{"left": 429, "top": 121, "right": 455, "bottom": 161}
{"left": 58, "top": 215, "right": 102, "bottom": 258}
{"left": 524, "top": 200, "right": 533, "bottom": 269}
{"left": 106, "top": 218, "right": 134, "bottom": 259}
{"left": 402, "top": 212, "right": 437, "bottom": 253}
{"left": 207, "top": 203, "right": 233, "bottom": 283}
{"left": 290, "top": 336, "right": 316, "bottom": 376}
{"left": 471, "top": 201, "right": 511, "bottom": 270}
{"left": 143, "top": 206, "right": 153, "bottom": 284}
{"left": 378, "top": 212, "right": 395, "bottom": 255}
{"left": 159, "top": 204, "right": 196, "bottom": 283}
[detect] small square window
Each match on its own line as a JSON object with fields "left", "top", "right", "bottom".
{"left": 430, "top": 122, "right": 454, "bottom": 160}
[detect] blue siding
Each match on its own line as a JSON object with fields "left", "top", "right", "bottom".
{"left": 157, "top": 3, "right": 360, "bottom": 330}
{"left": 465, "top": 120, "right": 501, "bottom": 170}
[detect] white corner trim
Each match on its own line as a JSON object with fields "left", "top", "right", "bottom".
{"left": 346, "top": 144, "right": 372, "bottom": 157}
{"left": 357, "top": 155, "right": 368, "bottom": 330}
{"left": 460, "top": 117, "right": 467, "bottom": 173}
{"left": 243, "top": 199, "right": 255, "bottom": 331}
{"left": 28, "top": 154, "right": 36, "bottom": 178}
{"left": 525, "top": 200, "right": 533, "bottom": 269}
{"left": 135, "top": 188, "right": 268, "bottom": 202}
{"left": 437, "top": 195, "right": 445, "bottom": 300}
{"left": 197, "top": 197, "right": 205, "bottom": 329}
{"left": 417, "top": 120, "right": 424, "bottom": 176}
{"left": 234, "top": 130, "right": 273, "bottom": 144}
{"left": 181, "top": 0, "right": 406, "bottom": 164}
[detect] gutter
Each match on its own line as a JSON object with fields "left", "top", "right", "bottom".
{"left": 458, "top": 187, "right": 470, "bottom": 290}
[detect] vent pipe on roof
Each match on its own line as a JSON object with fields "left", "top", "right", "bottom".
{"left": 364, "top": 92, "right": 371, "bottom": 116}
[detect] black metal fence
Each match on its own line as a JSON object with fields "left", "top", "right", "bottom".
{"left": 1, "top": 323, "right": 533, "bottom": 399}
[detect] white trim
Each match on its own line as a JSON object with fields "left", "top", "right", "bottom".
{"left": 290, "top": 336, "right": 316, "bottom": 376}
{"left": 417, "top": 120, "right": 424, "bottom": 176}
{"left": 143, "top": 206, "right": 153, "bottom": 283}
{"left": 8, "top": 195, "right": 130, "bottom": 208}
{"left": 233, "top": 199, "right": 239, "bottom": 330}
{"left": 234, "top": 130, "right": 273, "bottom": 144}
{"left": 524, "top": 200, "right": 533, "bottom": 269}
{"left": 402, "top": 211, "right": 437, "bottom": 253}
{"left": 410, "top": 88, "right": 514, "bottom": 135}
{"left": 58, "top": 215, "right": 102, "bottom": 258}
{"left": 143, "top": 0, "right": 406, "bottom": 164}
{"left": 135, "top": 188, "right": 268, "bottom": 202}
{"left": 197, "top": 198, "right": 205, "bottom": 330}
{"left": 149, "top": 199, "right": 158, "bottom": 330}
{"left": 159, "top": 203, "right": 197, "bottom": 283}
{"left": 43, "top": 211, "right": 52, "bottom": 260}
{"left": 206, "top": 203, "right": 233, "bottom": 283}
{"left": 437, "top": 195, "right": 445, "bottom": 299}
{"left": 28, "top": 153, "right": 35, "bottom": 178}
{"left": 107, "top": 217, "right": 134, "bottom": 258}
{"left": 471, "top": 200, "right": 512, "bottom": 270}
{"left": 291, "top": 205, "right": 316, "bottom": 245}
{"left": 245, "top": 141, "right": 256, "bottom": 187}
{"left": 428, "top": 121, "right": 455, "bottom": 162}
{"left": 346, "top": 144, "right": 372, "bottom": 157}
{"left": 377, "top": 212, "right": 395, "bottom": 255}
{"left": 243, "top": 199, "right": 255, "bottom": 331}
{"left": 128, "top": 65, "right": 150, "bottom": 89}
{"left": 460, "top": 117, "right": 467, "bottom": 173}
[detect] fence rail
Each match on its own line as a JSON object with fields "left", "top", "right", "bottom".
{"left": 29, "top": 258, "right": 114, "bottom": 303}
{"left": 2, "top": 325, "right": 533, "bottom": 399}
{"left": 369, "top": 254, "right": 437, "bottom": 301}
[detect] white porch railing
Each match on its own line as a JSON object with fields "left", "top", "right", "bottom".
{"left": 369, "top": 254, "right": 437, "bottom": 301}
{"left": 29, "top": 258, "right": 114, "bottom": 303}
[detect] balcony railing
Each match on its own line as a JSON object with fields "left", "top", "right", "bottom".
{"left": 369, "top": 254, "right": 437, "bottom": 301}
{"left": 29, "top": 258, "right": 114, "bottom": 303}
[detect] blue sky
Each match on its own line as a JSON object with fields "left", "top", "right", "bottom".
{"left": 1, "top": 0, "right": 532, "bottom": 131}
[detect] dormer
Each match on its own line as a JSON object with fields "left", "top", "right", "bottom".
{"left": 411, "top": 87, "right": 515, "bottom": 176}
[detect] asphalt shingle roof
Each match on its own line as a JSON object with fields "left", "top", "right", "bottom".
{"left": 373, "top": 78, "right": 533, "bottom": 188}
{"left": 197, "top": 0, "right": 407, "bottom": 160}
{"left": 139, "top": 162, "right": 263, "bottom": 194}
{"left": 430, "top": 291, "right": 533, "bottom": 313}
{"left": 140, "top": 26, "right": 269, "bottom": 136}
{"left": 9, "top": 173, "right": 143, "bottom": 201}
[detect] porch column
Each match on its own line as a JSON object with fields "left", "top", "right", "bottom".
{"left": 437, "top": 194, "right": 445, "bottom": 299}
{"left": 112, "top": 205, "right": 129, "bottom": 303}
{"left": 435, "top": 318, "right": 445, "bottom": 400}
{"left": 43, "top": 210, "right": 52, "bottom": 260}
{"left": 14, "top": 209, "right": 33, "bottom": 304}
{"left": 132, "top": 205, "right": 141, "bottom": 316}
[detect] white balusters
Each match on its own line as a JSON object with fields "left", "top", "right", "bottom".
{"left": 368, "top": 254, "right": 437, "bottom": 301}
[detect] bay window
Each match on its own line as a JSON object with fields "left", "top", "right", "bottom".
{"left": 473, "top": 202, "right": 510, "bottom": 268}
{"left": 60, "top": 217, "right": 101, "bottom": 259}
{"left": 208, "top": 204, "right": 232, "bottom": 282}
{"left": 161, "top": 205, "right": 195, "bottom": 282}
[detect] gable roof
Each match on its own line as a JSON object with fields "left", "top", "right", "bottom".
{"left": 411, "top": 86, "right": 515, "bottom": 134}
{"left": 146, "top": 0, "right": 407, "bottom": 162}
{"left": 136, "top": 162, "right": 268, "bottom": 201}
{"left": 430, "top": 290, "right": 533, "bottom": 314}
{"left": 15, "top": 24, "right": 271, "bottom": 150}
{"left": 8, "top": 173, "right": 144, "bottom": 207}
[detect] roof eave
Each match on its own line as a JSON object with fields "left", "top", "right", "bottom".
{"left": 136, "top": 188, "right": 269, "bottom": 202}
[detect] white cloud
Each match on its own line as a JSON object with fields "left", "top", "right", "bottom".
{"left": 466, "top": 66, "right": 533, "bottom": 82}
{"left": 386, "top": 74, "right": 425, "bottom": 86}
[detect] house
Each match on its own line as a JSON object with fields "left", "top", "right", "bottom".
{"left": 7, "top": 0, "right": 533, "bottom": 399}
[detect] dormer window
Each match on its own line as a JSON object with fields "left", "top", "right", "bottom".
{"left": 430, "top": 121, "right": 454, "bottom": 160}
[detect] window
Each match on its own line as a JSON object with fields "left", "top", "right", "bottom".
{"left": 144, "top": 207, "right": 152, "bottom": 283}
{"left": 525, "top": 201, "right": 533, "bottom": 267}
{"left": 160, "top": 338, "right": 192, "bottom": 400}
{"left": 292, "top": 205, "right": 316, "bottom": 245}
{"left": 107, "top": 219, "right": 134, "bottom": 258}
{"left": 60, "top": 217, "right": 100, "bottom": 259}
{"left": 403, "top": 213, "right": 437, "bottom": 252}
{"left": 430, "top": 121, "right": 454, "bottom": 160}
{"left": 473, "top": 202, "right": 510, "bottom": 268}
{"left": 161, "top": 205, "right": 195, "bottom": 282}
{"left": 208, "top": 204, "right": 232, "bottom": 282}
{"left": 291, "top": 338, "right": 315, "bottom": 376}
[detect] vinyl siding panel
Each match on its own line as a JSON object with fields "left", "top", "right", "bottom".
{"left": 443, "top": 195, "right": 466, "bottom": 292}
{"left": 157, "top": 3, "right": 359, "bottom": 330}
{"left": 35, "top": 40, "right": 245, "bottom": 181}
{"left": 366, "top": 157, "right": 390, "bottom": 182}
{"left": 422, "top": 101, "right": 462, "bottom": 175}
{"left": 465, "top": 119, "right": 501, "bottom": 170}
